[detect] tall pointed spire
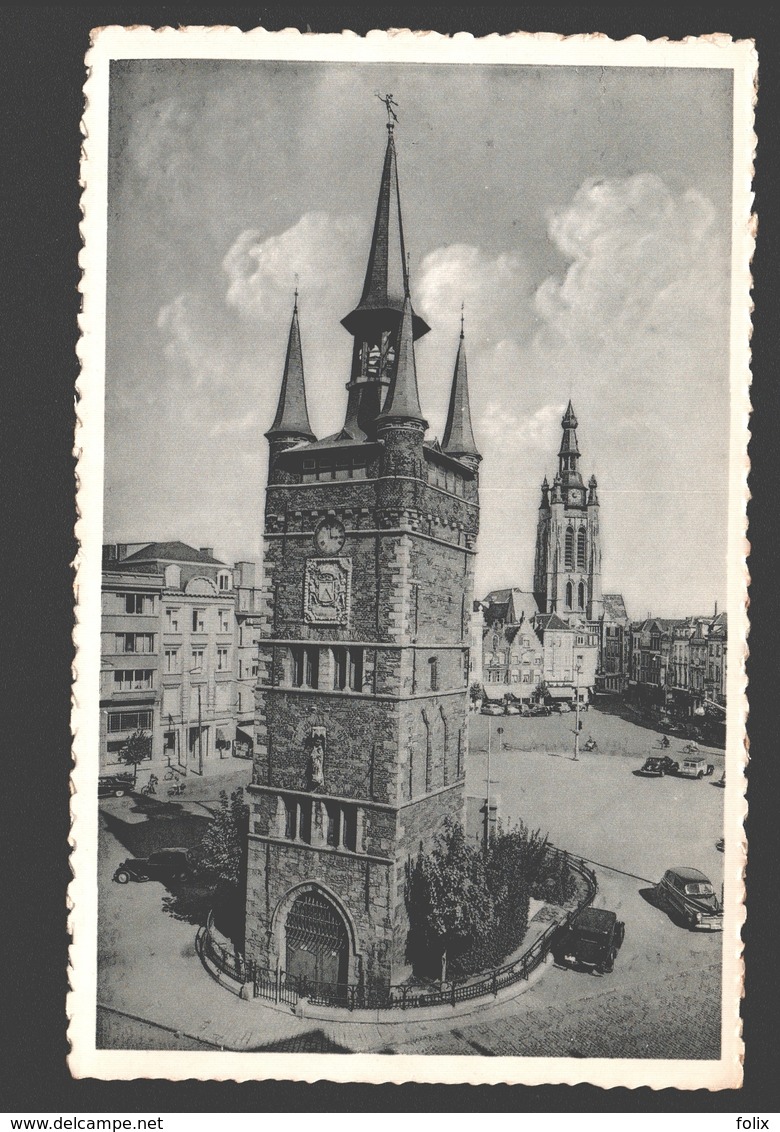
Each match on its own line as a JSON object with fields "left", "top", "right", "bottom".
{"left": 442, "top": 313, "right": 480, "bottom": 466}
{"left": 558, "top": 399, "right": 582, "bottom": 484}
{"left": 341, "top": 123, "right": 430, "bottom": 342}
{"left": 376, "top": 292, "right": 427, "bottom": 427}
{"left": 265, "top": 293, "right": 315, "bottom": 442}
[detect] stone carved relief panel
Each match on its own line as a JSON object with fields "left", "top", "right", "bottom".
{"left": 303, "top": 557, "right": 352, "bottom": 626}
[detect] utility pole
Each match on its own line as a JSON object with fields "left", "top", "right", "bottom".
{"left": 573, "top": 663, "right": 582, "bottom": 760}
{"left": 484, "top": 722, "right": 502, "bottom": 851}
{"left": 197, "top": 683, "right": 203, "bottom": 776}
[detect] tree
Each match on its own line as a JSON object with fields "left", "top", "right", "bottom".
{"left": 118, "top": 729, "right": 152, "bottom": 784}
{"left": 407, "top": 818, "right": 493, "bottom": 981}
{"left": 197, "top": 788, "right": 249, "bottom": 888}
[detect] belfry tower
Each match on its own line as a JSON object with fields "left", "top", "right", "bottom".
{"left": 533, "top": 401, "right": 603, "bottom": 621}
{"left": 244, "top": 116, "right": 481, "bottom": 995}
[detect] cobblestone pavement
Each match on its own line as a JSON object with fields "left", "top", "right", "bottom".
{"left": 369, "top": 964, "right": 722, "bottom": 1058}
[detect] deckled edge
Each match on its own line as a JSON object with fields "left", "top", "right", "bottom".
{"left": 68, "top": 24, "right": 756, "bottom": 1090}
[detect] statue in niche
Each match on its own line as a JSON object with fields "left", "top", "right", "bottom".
{"left": 305, "top": 726, "right": 326, "bottom": 791}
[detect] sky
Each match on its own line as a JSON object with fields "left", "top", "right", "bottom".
{"left": 104, "top": 59, "right": 735, "bottom": 619}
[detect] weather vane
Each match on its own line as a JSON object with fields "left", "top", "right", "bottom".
{"left": 375, "top": 92, "right": 399, "bottom": 127}
{"left": 294, "top": 272, "right": 299, "bottom": 308}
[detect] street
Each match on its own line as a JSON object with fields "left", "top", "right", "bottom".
{"left": 97, "top": 707, "right": 726, "bottom": 1057}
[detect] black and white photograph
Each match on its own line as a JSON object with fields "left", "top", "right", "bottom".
{"left": 70, "top": 26, "right": 754, "bottom": 1088}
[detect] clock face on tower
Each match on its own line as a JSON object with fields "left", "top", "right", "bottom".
{"left": 314, "top": 517, "right": 346, "bottom": 554}
{"left": 568, "top": 488, "right": 584, "bottom": 507}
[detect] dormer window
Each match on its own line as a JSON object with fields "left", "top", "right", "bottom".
{"left": 218, "top": 571, "right": 231, "bottom": 591}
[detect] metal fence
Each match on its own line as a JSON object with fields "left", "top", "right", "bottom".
{"left": 200, "top": 849, "right": 597, "bottom": 1012}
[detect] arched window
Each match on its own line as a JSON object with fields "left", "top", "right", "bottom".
{"left": 565, "top": 526, "right": 574, "bottom": 568}
{"left": 578, "top": 582, "right": 586, "bottom": 610}
{"left": 577, "top": 528, "right": 587, "bottom": 569}
{"left": 565, "top": 582, "right": 573, "bottom": 609}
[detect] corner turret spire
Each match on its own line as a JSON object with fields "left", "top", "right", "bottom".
{"left": 265, "top": 294, "right": 315, "bottom": 442}
{"left": 376, "top": 292, "right": 427, "bottom": 427}
{"left": 442, "top": 313, "right": 481, "bottom": 467}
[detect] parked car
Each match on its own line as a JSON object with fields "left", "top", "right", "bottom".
{"left": 528, "top": 703, "right": 551, "bottom": 717}
{"left": 552, "top": 702, "right": 572, "bottom": 713}
{"left": 504, "top": 702, "right": 523, "bottom": 715}
{"left": 98, "top": 773, "right": 134, "bottom": 798}
{"left": 481, "top": 702, "right": 505, "bottom": 716}
{"left": 556, "top": 907, "right": 625, "bottom": 974}
{"left": 655, "top": 867, "right": 723, "bottom": 931}
{"left": 638, "top": 755, "right": 679, "bottom": 777}
{"left": 113, "top": 847, "right": 196, "bottom": 885}
{"left": 677, "top": 756, "right": 715, "bottom": 779}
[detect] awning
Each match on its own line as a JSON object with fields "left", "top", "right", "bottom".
{"left": 546, "top": 688, "right": 573, "bottom": 699}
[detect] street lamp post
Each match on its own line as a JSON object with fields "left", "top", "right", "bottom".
{"left": 189, "top": 667, "right": 204, "bottom": 776}
{"left": 573, "top": 663, "right": 582, "bottom": 761}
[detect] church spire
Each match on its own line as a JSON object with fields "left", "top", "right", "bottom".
{"left": 442, "top": 312, "right": 481, "bottom": 468}
{"left": 340, "top": 121, "right": 430, "bottom": 342}
{"left": 376, "top": 291, "right": 427, "bottom": 427}
{"left": 558, "top": 399, "right": 582, "bottom": 485}
{"left": 265, "top": 292, "right": 315, "bottom": 442}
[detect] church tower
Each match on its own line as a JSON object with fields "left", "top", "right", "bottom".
{"left": 533, "top": 401, "right": 603, "bottom": 622}
{"left": 244, "top": 116, "right": 480, "bottom": 997}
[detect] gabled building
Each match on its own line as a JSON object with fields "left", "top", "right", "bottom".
{"left": 245, "top": 116, "right": 480, "bottom": 994}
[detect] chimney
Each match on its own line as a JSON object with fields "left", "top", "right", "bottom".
{"left": 199, "top": 547, "right": 214, "bottom": 558}
{"left": 714, "top": 599, "right": 718, "bottom": 616}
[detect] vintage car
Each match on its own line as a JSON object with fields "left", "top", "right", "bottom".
{"left": 638, "top": 755, "right": 679, "bottom": 777}
{"left": 656, "top": 867, "right": 723, "bottom": 931}
{"left": 551, "top": 701, "right": 572, "bottom": 713}
{"left": 98, "top": 772, "right": 135, "bottom": 798}
{"left": 528, "top": 703, "right": 552, "bottom": 717}
{"left": 481, "top": 701, "right": 505, "bottom": 716}
{"left": 677, "top": 756, "right": 715, "bottom": 779}
{"left": 556, "top": 907, "right": 625, "bottom": 974}
{"left": 113, "top": 847, "right": 196, "bottom": 885}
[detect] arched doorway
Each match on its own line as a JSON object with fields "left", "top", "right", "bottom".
{"left": 285, "top": 889, "right": 349, "bottom": 989}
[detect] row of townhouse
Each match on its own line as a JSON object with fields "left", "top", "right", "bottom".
{"left": 627, "top": 609, "right": 727, "bottom": 715}
{"left": 100, "top": 541, "right": 262, "bottom": 777}
{"left": 477, "top": 588, "right": 599, "bottom": 706}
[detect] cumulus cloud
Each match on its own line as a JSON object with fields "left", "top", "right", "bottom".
{"left": 223, "top": 212, "right": 367, "bottom": 322}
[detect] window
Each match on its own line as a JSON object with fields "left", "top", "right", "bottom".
{"left": 124, "top": 593, "right": 153, "bottom": 614}
{"left": 107, "top": 710, "right": 152, "bottom": 733}
{"left": 565, "top": 526, "right": 575, "bottom": 568}
{"left": 218, "top": 572, "right": 231, "bottom": 591}
{"left": 565, "top": 582, "right": 573, "bottom": 610}
{"left": 251, "top": 660, "right": 259, "bottom": 678}
{"left": 332, "top": 647, "right": 364, "bottom": 692}
{"left": 164, "top": 648, "right": 179, "bottom": 674}
{"left": 116, "top": 632, "right": 154, "bottom": 654}
{"left": 428, "top": 657, "right": 439, "bottom": 691}
{"left": 291, "top": 645, "right": 319, "bottom": 688}
{"left": 165, "top": 607, "right": 180, "bottom": 633}
{"left": 217, "top": 647, "right": 229, "bottom": 671}
{"left": 218, "top": 609, "right": 231, "bottom": 633}
{"left": 577, "top": 528, "right": 587, "bottom": 569}
{"left": 113, "top": 669, "right": 154, "bottom": 691}
{"left": 578, "top": 582, "right": 586, "bottom": 610}
{"left": 192, "top": 609, "right": 205, "bottom": 633}
{"left": 191, "top": 648, "right": 205, "bottom": 670}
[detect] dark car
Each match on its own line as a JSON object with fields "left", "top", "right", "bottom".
{"left": 638, "top": 755, "right": 679, "bottom": 777}
{"left": 113, "top": 847, "right": 195, "bottom": 885}
{"left": 656, "top": 867, "right": 723, "bottom": 931}
{"left": 528, "top": 703, "right": 551, "bottom": 717}
{"left": 98, "top": 773, "right": 135, "bottom": 798}
{"left": 556, "top": 907, "right": 625, "bottom": 974}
